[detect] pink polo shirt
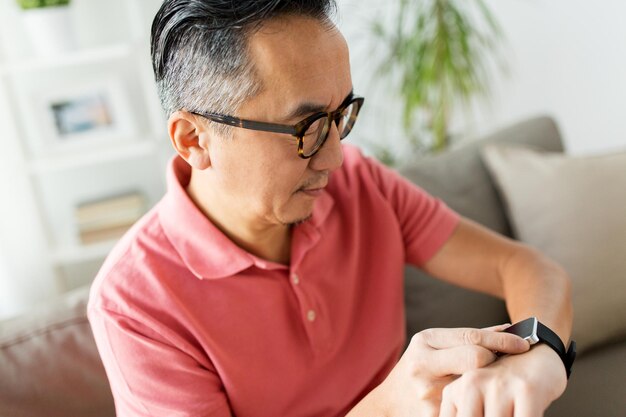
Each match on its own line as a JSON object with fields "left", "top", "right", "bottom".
{"left": 88, "top": 144, "right": 459, "bottom": 417}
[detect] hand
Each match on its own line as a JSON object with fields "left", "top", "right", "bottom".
{"left": 438, "top": 344, "right": 567, "bottom": 417}
{"left": 373, "top": 325, "right": 530, "bottom": 417}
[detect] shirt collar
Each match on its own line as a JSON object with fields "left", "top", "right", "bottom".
{"left": 158, "top": 155, "right": 334, "bottom": 280}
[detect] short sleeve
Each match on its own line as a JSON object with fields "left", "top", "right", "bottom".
{"left": 88, "top": 306, "right": 232, "bottom": 417}
{"left": 361, "top": 152, "right": 460, "bottom": 266}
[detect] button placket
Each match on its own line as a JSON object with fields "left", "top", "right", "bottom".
{"left": 288, "top": 270, "right": 323, "bottom": 353}
{"left": 289, "top": 270, "right": 309, "bottom": 321}
{"left": 290, "top": 273, "right": 316, "bottom": 324}
{"left": 288, "top": 222, "right": 328, "bottom": 352}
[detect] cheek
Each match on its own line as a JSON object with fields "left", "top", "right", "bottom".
{"left": 254, "top": 159, "right": 304, "bottom": 205}
{"left": 214, "top": 137, "right": 305, "bottom": 208}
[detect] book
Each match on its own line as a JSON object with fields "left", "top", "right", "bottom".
{"left": 79, "top": 223, "right": 137, "bottom": 245}
{"left": 75, "top": 193, "right": 145, "bottom": 223}
{"left": 74, "top": 192, "right": 146, "bottom": 244}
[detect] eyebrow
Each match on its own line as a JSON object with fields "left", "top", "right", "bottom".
{"left": 283, "top": 89, "right": 354, "bottom": 121}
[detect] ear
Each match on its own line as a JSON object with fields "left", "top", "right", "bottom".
{"left": 168, "top": 111, "right": 212, "bottom": 170}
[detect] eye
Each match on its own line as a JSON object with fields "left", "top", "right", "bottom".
{"left": 303, "top": 118, "right": 324, "bottom": 137}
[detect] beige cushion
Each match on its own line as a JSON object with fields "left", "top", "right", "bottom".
{"left": 481, "top": 145, "right": 626, "bottom": 352}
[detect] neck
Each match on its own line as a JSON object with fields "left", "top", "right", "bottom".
{"left": 186, "top": 174, "right": 292, "bottom": 265}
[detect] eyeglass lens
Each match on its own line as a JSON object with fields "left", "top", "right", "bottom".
{"left": 301, "top": 101, "right": 359, "bottom": 157}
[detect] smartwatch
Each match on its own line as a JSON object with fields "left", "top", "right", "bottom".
{"left": 503, "top": 317, "right": 576, "bottom": 378}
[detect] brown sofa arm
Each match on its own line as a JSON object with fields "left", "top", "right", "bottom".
{"left": 0, "top": 286, "right": 114, "bottom": 417}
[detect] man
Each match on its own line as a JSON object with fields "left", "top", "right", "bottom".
{"left": 88, "top": 1, "right": 574, "bottom": 416}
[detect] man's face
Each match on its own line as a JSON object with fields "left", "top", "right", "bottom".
{"left": 204, "top": 15, "right": 353, "bottom": 227}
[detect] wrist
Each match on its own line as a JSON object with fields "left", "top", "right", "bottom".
{"left": 525, "top": 344, "right": 569, "bottom": 385}
{"left": 504, "top": 317, "right": 575, "bottom": 378}
{"left": 493, "top": 344, "right": 568, "bottom": 403}
{"left": 536, "top": 320, "right": 576, "bottom": 378}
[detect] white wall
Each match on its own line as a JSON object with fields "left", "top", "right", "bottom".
{"left": 338, "top": 0, "right": 626, "bottom": 156}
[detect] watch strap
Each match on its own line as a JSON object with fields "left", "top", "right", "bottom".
{"left": 536, "top": 321, "right": 576, "bottom": 378}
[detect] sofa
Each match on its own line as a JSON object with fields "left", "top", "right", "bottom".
{"left": 1, "top": 116, "right": 624, "bottom": 417}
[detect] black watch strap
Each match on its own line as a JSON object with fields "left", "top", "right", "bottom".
{"left": 536, "top": 321, "right": 576, "bottom": 378}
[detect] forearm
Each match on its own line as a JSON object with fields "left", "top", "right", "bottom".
{"left": 499, "top": 245, "right": 573, "bottom": 344}
{"left": 344, "top": 384, "right": 390, "bottom": 417}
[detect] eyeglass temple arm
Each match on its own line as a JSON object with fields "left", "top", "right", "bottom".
{"left": 191, "top": 111, "right": 297, "bottom": 136}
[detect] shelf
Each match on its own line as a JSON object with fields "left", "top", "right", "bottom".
{"left": 0, "top": 0, "right": 168, "bottom": 296}
{"left": 51, "top": 239, "right": 117, "bottom": 265}
{"left": 0, "top": 42, "right": 136, "bottom": 76}
{"left": 28, "top": 139, "right": 160, "bottom": 174}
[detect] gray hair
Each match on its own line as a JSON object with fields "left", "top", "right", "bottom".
{"left": 151, "top": 0, "right": 337, "bottom": 135}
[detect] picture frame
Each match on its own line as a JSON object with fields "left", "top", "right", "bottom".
{"left": 32, "top": 78, "right": 136, "bottom": 153}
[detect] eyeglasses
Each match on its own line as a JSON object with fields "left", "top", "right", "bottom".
{"left": 189, "top": 94, "right": 364, "bottom": 159}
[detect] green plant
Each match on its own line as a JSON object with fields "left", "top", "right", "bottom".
{"left": 373, "top": 0, "right": 504, "bottom": 154}
{"left": 16, "top": 0, "right": 70, "bottom": 10}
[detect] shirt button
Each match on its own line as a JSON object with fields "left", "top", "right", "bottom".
{"left": 307, "top": 310, "right": 316, "bottom": 322}
{"left": 292, "top": 273, "right": 300, "bottom": 285}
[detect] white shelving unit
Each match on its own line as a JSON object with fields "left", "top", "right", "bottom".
{"left": 0, "top": 42, "right": 136, "bottom": 75}
{"left": 0, "top": 0, "right": 171, "bottom": 294}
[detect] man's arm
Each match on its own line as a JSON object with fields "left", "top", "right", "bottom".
{"left": 421, "top": 217, "right": 573, "bottom": 415}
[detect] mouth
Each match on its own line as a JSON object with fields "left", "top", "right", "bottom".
{"left": 297, "top": 180, "right": 328, "bottom": 197}
{"left": 297, "top": 174, "right": 329, "bottom": 197}
{"left": 298, "top": 187, "right": 325, "bottom": 197}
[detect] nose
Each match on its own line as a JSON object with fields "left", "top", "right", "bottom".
{"left": 308, "top": 123, "right": 343, "bottom": 172}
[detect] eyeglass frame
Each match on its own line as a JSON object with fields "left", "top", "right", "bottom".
{"left": 188, "top": 94, "right": 365, "bottom": 159}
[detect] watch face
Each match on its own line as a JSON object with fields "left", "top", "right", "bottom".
{"left": 504, "top": 317, "right": 539, "bottom": 344}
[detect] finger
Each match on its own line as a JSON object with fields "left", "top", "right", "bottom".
{"left": 457, "top": 389, "right": 483, "bottom": 417}
{"left": 439, "top": 402, "right": 456, "bottom": 417}
{"left": 439, "top": 392, "right": 457, "bottom": 417}
{"left": 482, "top": 323, "right": 511, "bottom": 331}
{"left": 422, "top": 401, "right": 442, "bottom": 417}
{"left": 486, "top": 404, "right": 513, "bottom": 417}
{"left": 420, "top": 328, "right": 530, "bottom": 354}
{"left": 431, "top": 345, "right": 496, "bottom": 375}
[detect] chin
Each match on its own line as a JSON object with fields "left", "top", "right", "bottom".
{"left": 277, "top": 195, "right": 316, "bottom": 226}
{"left": 288, "top": 214, "right": 313, "bottom": 226}
{"left": 278, "top": 207, "right": 314, "bottom": 226}
{"left": 278, "top": 211, "right": 313, "bottom": 227}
